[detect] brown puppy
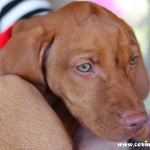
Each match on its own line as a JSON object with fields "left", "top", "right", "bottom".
{"left": 0, "top": 75, "right": 73, "bottom": 150}
{"left": 0, "top": 2, "right": 149, "bottom": 141}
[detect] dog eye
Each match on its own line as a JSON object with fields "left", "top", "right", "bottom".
{"left": 77, "top": 63, "right": 92, "bottom": 72}
{"left": 130, "top": 56, "right": 138, "bottom": 65}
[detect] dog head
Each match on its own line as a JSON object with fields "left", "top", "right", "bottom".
{"left": 1, "top": 2, "right": 149, "bottom": 141}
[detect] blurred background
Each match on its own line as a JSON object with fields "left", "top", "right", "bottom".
{"left": 50, "top": 0, "right": 150, "bottom": 113}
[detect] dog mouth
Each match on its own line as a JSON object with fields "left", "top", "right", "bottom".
{"left": 130, "top": 123, "right": 146, "bottom": 134}
{"left": 122, "top": 123, "right": 146, "bottom": 139}
{"left": 96, "top": 126, "right": 145, "bottom": 141}
{"left": 85, "top": 118, "right": 147, "bottom": 141}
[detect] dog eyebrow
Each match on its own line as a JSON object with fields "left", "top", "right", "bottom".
{"left": 69, "top": 49, "right": 92, "bottom": 56}
{"left": 68, "top": 49, "right": 92, "bottom": 58}
{"left": 68, "top": 49, "right": 99, "bottom": 62}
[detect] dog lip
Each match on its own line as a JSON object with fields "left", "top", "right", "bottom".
{"left": 124, "top": 122, "right": 146, "bottom": 135}
{"left": 75, "top": 117, "right": 87, "bottom": 128}
{"left": 131, "top": 123, "right": 146, "bottom": 134}
{"left": 79, "top": 120, "right": 87, "bottom": 128}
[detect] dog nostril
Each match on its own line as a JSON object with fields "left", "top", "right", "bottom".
{"left": 123, "top": 112, "right": 148, "bottom": 132}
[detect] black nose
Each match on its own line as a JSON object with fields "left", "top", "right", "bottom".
{"left": 122, "top": 112, "right": 148, "bottom": 133}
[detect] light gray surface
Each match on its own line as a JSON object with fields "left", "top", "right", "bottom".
{"left": 49, "top": 0, "right": 74, "bottom": 10}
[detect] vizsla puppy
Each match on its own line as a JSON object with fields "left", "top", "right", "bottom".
{"left": 0, "top": 1, "right": 149, "bottom": 147}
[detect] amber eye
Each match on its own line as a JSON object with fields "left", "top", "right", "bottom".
{"left": 130, "top": 56, "right": 138, "bottom": 65}
{"left": 77, "top": 63, "right": 92, "bottom": 72}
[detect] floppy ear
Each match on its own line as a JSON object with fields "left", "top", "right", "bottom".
{"left": 0, "top": 25, "right": 54, "bottom": 85}
{"left": 130, "top": 30, "right": 149, "bottom": 99}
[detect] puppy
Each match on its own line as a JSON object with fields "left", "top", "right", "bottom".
{"left": 0, "top": 1, "right": 149, "bottom": 143}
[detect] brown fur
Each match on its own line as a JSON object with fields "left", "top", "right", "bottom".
{"left": 0, "top": 75, "right": 73, "bottom": 150}
{"left": 0, "top": 1, "right": 149, "bottom": 144}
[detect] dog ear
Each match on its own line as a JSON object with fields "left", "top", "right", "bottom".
{"left": 130, "top": 30, "right": 149, "bottom": 99}
{"left": 0, "top": 25, "right": 54, "bottom": 85}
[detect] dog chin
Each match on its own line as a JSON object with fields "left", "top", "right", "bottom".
{"left": 90, "top": 125, "right": 146, "bottom": 142}
{"left": 98, "top": 132, "right": 134, "bottom": 142}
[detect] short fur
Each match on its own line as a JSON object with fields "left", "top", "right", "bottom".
{"left": 0, "top": 2, "right": 149, "bottom": 147}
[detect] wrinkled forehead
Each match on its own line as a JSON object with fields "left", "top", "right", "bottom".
{"left": 51, "top": 2, "right": 139, "bottom": 61}
{"left": 57, "top": 15, "right": 130, "bottom": 56}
